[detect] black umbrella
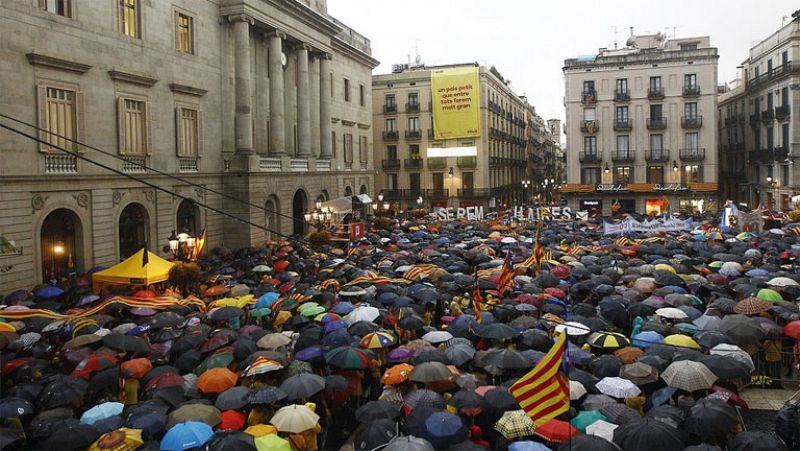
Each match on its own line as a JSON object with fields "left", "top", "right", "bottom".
{"left": 208, "top": 306, "right": 245, "bottom": 321}
{"left": 0, "top": 428, "right": 23, "bottom": 450}
{"left": 215, "top": 386, "right": 251, "bottom": 411}
{"left": 720, "top": 315, "right": 764, "bottom": 345}
{"left": 694, "top": 331, "right": 732, "bottom": 351}
{"left": 413, "top": 349, "right": 450, "bottom": 365}
{"left": 591, "top": 355, "right": 623, "bottom": 378}
{"left": 150, "top": 312, "right": 185, "bottom": 329}
{"left": 448, "top": 390, "right": 486, "bottom": 415}
{"left": 355, "top": 400, "right": 402, "bottom": 423}
{"left": 728, "top": 430, "right": 788, "bottom": 451}
{"left": 397, "top": 315, "right": 425, "bottom": 330}
{"left": 645, "top": 405, "right": 685, "bottom": 429}
{"left": 102, "top": 333, "right": 150, "bottom": 354}
{"left": 36, "top": 376, "right": 86, "bottom": 409}
{"left": 476, "top": 323, "right": 518, "bottom": 340}
{"left": 205, "top": 430, "right": 257, "bottom": 451}
{"left": 0, "top": 397, "right": 35, "bottom": 418}
{"left": 700, "top": 355, "right": 752, "bottom": 380}
{"left": 684, "top": 398, "right": 738, "bottom": 441}
{"left": 613, "top": 419, "right": 685, "bottom": 451}
{"left": 557, "top": 434, "right": 620, "bottom": 451}
{"left": 175, "top": 350, "right": 203, "bottom": 374}
{"left": 38, "top": 423, "right": 100, "bottom": 450}
{"left": 482, "top": 388, "right": 519, "bottom": 413}
{"left": 279, "top": 373, "right": 326, "bottom": 400}
{"left": 348, "top": 321, "right": 379, "bottom": 337}
{"left": 482, "top": 349, "right": 532, "bottom": 374}
{"left": 518, "top": 329, "right": 554, "bottom": 352}
{"left": 89, "top": 366, "right": 121, "bottom": 392}
{"left": 354, "top": 419, "right": 398, "bottom": 451}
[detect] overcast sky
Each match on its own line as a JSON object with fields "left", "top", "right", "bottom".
{"left": 329, "top": 0, "right": 797, "bottom": 130}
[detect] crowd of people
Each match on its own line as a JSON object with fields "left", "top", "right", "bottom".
{"left": 1, "top": 213, "right": 800, "bottom": 450}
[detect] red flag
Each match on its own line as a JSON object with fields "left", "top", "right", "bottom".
{"left": 532, "top": 222, "right": 545, "bottom": 274}
{"left": 473, "top": 270, "right": 482, "bottom": 323}
{"left": 496, "top": 252, "right": 515, "bottom": 296}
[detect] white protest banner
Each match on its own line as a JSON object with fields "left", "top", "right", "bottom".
{"left": 602, "top": 217, "right": 693, "bottom": 235}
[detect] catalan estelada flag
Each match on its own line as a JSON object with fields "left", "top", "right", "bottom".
{"left": 496, "top": 252, "right": 515, "bottom": 296}
{"left": 532, "top": 222, "right": 545, "bottom": 274}
{"left": 510, "top": 331, "right": 570, "bottom": 426}
{"left": 192, "top": 228, "right": 207, "bottom": 261}
{"left": 472, "top": 270, "right": 482, "bottom": 323}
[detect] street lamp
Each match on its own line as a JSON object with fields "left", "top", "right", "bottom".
{"left": 416, "top": 196, "right": 424, "bottom": 206}
{"left": 167, "top": 229, "right": 196, "bottom": 261}
{"left": 604, "top": 163, "right": 610, "bottom": 174}
{"left": 448, "top": 167, "right": 454, "bottom": 178}
{"left": 378, "top": 192, "right": 384, "bottom": 202}
{"left": 672, "top": 160, "right": 679, "bottom": 172}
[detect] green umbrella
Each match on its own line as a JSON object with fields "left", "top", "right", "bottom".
{"left": 298, "top": 302, "right": 321, "bottom": 313}
{"left": 250, "top": 308, "right": 271, "bottom": 317}
{"left": 300, "top": 306, "right": 326, "bottom": 317}
{"left": 571, "top": 410, "right": 609, "bottom": 432}
{"left": 195, "top": 351, "right": 234, "bottom": 375}
{"left": 674, "top": 323, "right": 699, "bottom": 336}
{"left": 756, "top": 288, "right": 783, "bottom": 303}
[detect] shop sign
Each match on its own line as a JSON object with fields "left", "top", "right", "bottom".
{"left": 596, "top": 184, "right": 629, "bottom": 192}
{"left": 654, "top": 184, "right": 689, "bottom": 192}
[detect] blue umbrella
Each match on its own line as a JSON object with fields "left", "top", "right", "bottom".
{"left": 567, "top": 343, "right": 594, "bottom": 366}
{"left": 256, "top": 292, "right": 280, "bottom": 309}
{"left": 421, "top": 411, "right": 468, "bottom": 448}
{"left": 332, "top": 302, "right": 355, "bottom": 315}
{"left": 160, "top": 421, "right": 214, "bottom": 451}
{"left": 323, "top": 320, "right": 348, "bottom": 334}
{"left": 80, "top": 401, "right": 123, "bottom": 425}
{"left": 322, "top": 328, "right": 355, "bottom": 348}
{"left": 93, "top": 415, "right": 124, "bottom": 433}
{"left": 35, "top": 286, "right": 63, "bottom": 299}
{"left": 632, "top": 331, "right": 664, "bottom": 348}
{"left": 127, "top": 411, "right": 167, "bottom": 438}
{"left": 509, "top": 440, "right": 553, "bottom": 451}
{"left": 745, "top": 268, "right": 769, "bottom": 277}
{"left": 645, "top": 386, "right": 678, "bottom": 412}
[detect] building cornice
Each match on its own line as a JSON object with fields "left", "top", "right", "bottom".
{"left": 331, "top": 37, "right": 379, "bottom": 69}
{"left": 169, "top": 83, "right": 208, "bottom": 97}
{"left": 220, "top": 0, "right": 341, "bottom": 41}
{"left": 26, "top": 52, "right": 92, "bottom": 74}
{"left": 108, "top": 70, "right": 158, "bottom": 87}
{"left": 564, "top": 49, "right": 719, "bottom": 72}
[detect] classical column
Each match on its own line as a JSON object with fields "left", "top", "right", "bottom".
{"left": 232, "top": 15, "right": 254, "bottom": 154}
{"left": 295, "top": 44, "right": 311, "bottom": 157}
{"left": 268, "top": 31, "right": 286, "bottom": 156}
{"left": 318, "top": 53, "right": 332, "bottom": 159}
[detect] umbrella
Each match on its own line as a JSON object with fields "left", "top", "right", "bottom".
{"left": 655, "top": 307, "right": 688, "bottom": 319}
{"left": 345, "top": 305, "right": 381, "bottom": 325}
{"left": 196, "top": 352, "right": 234, "bottom": 375}
{"left": 421, "top": 411, "right": 468, "bottom": 448}
{"left": 710, "top": 344, "right": 755, "bottom": 372}
{"left": 120, "top": 358, "right": 153, "bottom": 379}
{"left": 410, "top": 361, "right": 453, "bottom": 383}
{"left": 700, "top": 355, "right": 752, "bottom": 379}
{"left": 422, "top": 330, "right": 454, "bottom": 344}
{"left": 249, "top": 386, "right": 287, "bottom": 405}
{"left": 533, "top": 419, "right": 579, "bottom": 443}
{"left": 403, "top": 389, "right": 446, "bottom": 411}
{"left": 448, "top": 390, "right": 485, "bottom": 416}
{"left": 477, "top": 323, "right": 519, "bottom": 340}
{"left": 355, "top": 418, "right": 398, "bottom": 451}
{"left": 215, "top": 386, "right": 251, "bottom": 411}
{"left": 596, "top": 377, "right": 642, "bottom": 399}
{"left": 631, "top": 331, "right": 664, "bottom": 348}
{"left": 645, "top": 404, "right": 685, "bottom": 428}
{"left": 0, "top": 397, "right": 34, "bottom": 418}
{"left": 360, "top": 331, "right": 397, "bottom": 349}
{"left": 356, "top": 400, "right": 402, "bottom": 423}
{"left": 38, "top": 423, "right": 101, "bottom": 450}
{"left": 600, "top": 403, "right": 643, "bottom": 424}
{"left": 734, "top": 297, "right": 773, "bottom": 316}
{"left": 571, "top": 410, "right": 609, "bottom": 432}
{"left": 728, "top": 430, "right": 789, "bottom": 451}
{"left": 384, "top": 436, "right": 435, "bottom": 451}
{"left": 160, "top": 421, "right": 214, "bottom": 451}
{"left": 257, "top": 333, "right": 292, "bottom": 350}
{"left": 203, "top": 431, "right": 256, "bottom": 451}
{"left": 661, "top": 360, "right": 718, "bottom": 392}
{"left": 569, "top": 380, "right": 588, "bottom": 400}
{"left": 581, "top": 394, "right": 618, "bottom": 410}
{"left": 325, "top": 346, "right": 371, "bottom": 369}
{"left": 101, "top": 333, "right": 150, "bottom": 354}
{"left": 88, "top": 427, "right": 144, "bottom": 451}
{"left": 584, "top": 421, "right": 619, "bottom": 444}
{"left": 270, "top": 404, "right": 320, "bottom": 433}
{"left": 684, "top": 398, "right": 738, "bottom": 441}
{"left": 662, "top": 334, "right": 700, "bottom": 350}
{"left": 720, "top": 315, "right": 765, "bottom": 345}
{"left": 589, "top": 332, "right": 630, "bottom": 350}
{"left": 80, "top": 402, "right": 124, "bottom": 426}
{"left": 483, "top": 349, "right": 532, "bottom": 374}
{"left": 167, "top": 404, "right": 221, "bottom": 429}
{"left": 243, "top": 357, "right": 284, "bottom": 377}
{"left": 279, "top": 373, "right": 326, "bottom": 400}
{"left": 613, "top": 420, "right": 684, "bottom": 451}
{"left": 254, "top": 434, "right": 291, "bottom": 451}
{"left": 196, "top": 367, "right": 238, "bottom": 393}
{"left": 382, "top": 363, "right": 415, "bottom": 385}
{"left": 619, "top": 362, "right": 659, "bottom": 385}
{"left": 444, "top": 344, "right": 475, "bottom": 367}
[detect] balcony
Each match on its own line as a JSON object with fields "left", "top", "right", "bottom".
{"left": 646, "top": 117, "right": 667, "bottom": 130}
{"left": 612, "top": 151, "right": 635, "bottom": 163}
{"left": 645, "top": 149, "right": 670, "bottom": 162}
{"left": 381, "top": 159, "right": 401, "bottom": 170}
{"left": 406, "top": 102, "right": 420, "bottom": 113}
{"left": 427, "top": 157, "right": 446, "bottom": 170}
{"left": 749, "top": 113, "right": 761, "bottom": 127}
{"left": 382, "top": 130, "right": 399, "bottom": 141}
{"left": 404, "top": 158, "right": 423, "bottom": 169}
{"left": 581, "top": 90, "right": 597, "bottom": 105}
{"left": 679, "top": 148, "right": 706, "bottom": 161}
{"left": 681, "top": 116, "right": 703, "bottom": 129}
{"left": 405, "top": 130, "right": 422, "bottom": 140}
{"left": 613, "top": 118, "right": 633, "bottom": 131}
{"left": 761, "top": 108, "right": 775, "bottom": 124}
{"left": 402, "top": 188, "right": 424, "bottom": 199}
{"left": 614, "top": 89, "right": 630, "bottom": 102}
{"left": 457, "top": 156, "right": 477, "bottom": 169}
{"left": 647, "top": 87, "right": 664, "bottom": 100}
{"left": 682, "top": 85, "right": 701, "bottom": 97}
{"left": 775, "top": 146, "right": 789, "bottom": 161}
{"left": 178, "top": 157, "right": 199, "bottom": 173}
{"left": 122, "top": 156, "right": 147, "bottom": 173}
{"left": 383, "top": 104, "right": 397, "bottom": 114}
{"left": 427, "top": 129, "right": 434, "bottom": 139}
{"left": 44, "top": 154, "right": 78, "bottom": 174}
{"left": 746, "top": 62, "right": 800, "bottom": 90}
{"left": 457, "top": 188, "right": 491, "bottom": 198}
{"left": 580, "top": 120, "right": 599, "bottom": 134}
{"left": 578, "top": 152, "right": 601, "bottom": 163}
{"left": 776, "top": 105, "right": 791, "bottom": 121}
{"left": 383, "top": 189, "right": 403, "bottom": 201}
{"left": 429, "top": 189, "right": 449, "bottom": 199}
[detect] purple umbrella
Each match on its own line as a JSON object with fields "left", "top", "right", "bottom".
{"left": 387, "top": 348, "right": 413, "bottom": 363}
{"left": 295, "top": 347, "right": 325, "bottom": 361}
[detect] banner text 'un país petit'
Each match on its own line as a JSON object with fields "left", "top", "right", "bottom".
{"left": 431, "top": 67, "right": 481, "bottom": 140}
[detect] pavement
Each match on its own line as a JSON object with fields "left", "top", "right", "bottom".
{"left": 740, "top": 387, "right": 799, "bottom": 411}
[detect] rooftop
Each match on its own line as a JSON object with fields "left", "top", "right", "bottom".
{"left": 564, "top": 32, "right": 717, "bottom": 70}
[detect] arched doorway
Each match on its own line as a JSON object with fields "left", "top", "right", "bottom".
{"left": 119, "top": 203, "right": 149, "bottom": 259}
{"left": 265, "top": 196, "right": 281, "bottom": 242}
{"left": 345, "top": 186, "right": 353, "bottom": 196}
{"left": 360, "top": 185, "right": 368, "bottom": 195}
{"left": 176, "top": 199, "right": 199, "bottom": 234}
{"left": 40, "top": 208, "right": 83, "bottom": 281}
{"left": 292, "top": 190, "right": 308, "bottom": 236}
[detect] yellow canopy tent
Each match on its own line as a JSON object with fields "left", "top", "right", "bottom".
{"left": 92, "top": 248, "right": 175, "bottom": 291}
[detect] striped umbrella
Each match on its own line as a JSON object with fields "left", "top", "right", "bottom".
{"left": 243, "top": 356, "right": 284, "bottom": 377}
{"left": 360, "top": 331, "right": 397, "bottom": 349}
{"left": 588, "top": 332, "right": 630, "bottom": 350}
{"left": 325, "top": 346, "right": 371, "bottom": 369}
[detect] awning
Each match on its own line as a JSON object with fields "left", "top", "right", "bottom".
{"left": 322, "top": 194, "right": 373, "bottom": 214}
{"left": 92, "top": 248, "right": 175, "bottom": 290}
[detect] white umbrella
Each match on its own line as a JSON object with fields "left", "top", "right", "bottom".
{"left": 555, "top": 321, "right": 592, "bottom": 336}
{"left": 661, "top": 360, "right": 717, "bottom": 392}
{"left": 710, "top": 343, "right": 755, "bottom": 372}
{"left": 422, "top": 330, "right": 453, "bottom": 344}
{"left": 569, "top": 380, "right": 587, "bottom": 400}
{"left": 500, "top": 237, "right": 517, "bottom": 244}
{"left": 270, "top": 404, "right": 320, "bottom": 433}
{"left": 257, "top": 332, "right": 292, "bottom": 350}
{"left": 251, "top": 265, "right": 272, "bottom": 273}
{"left": 585, "top": 420, "right": 618, "bottom": 442}
{"left": 769, "top": 228, "right": 786, "bottom": 235}
{"left": 768, "top": 277, "right": 799, "bottom": 287}
{"left": 345, "top": 305, "right": 380, "bottom": 325}
{"left": 655, "top": 307, "right": 688, "bottom": 319}
{"left": 595, "top": 377, "right": 641, "bottom": 399}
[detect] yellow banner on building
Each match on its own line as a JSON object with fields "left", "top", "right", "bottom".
{"left": 431, "top": 67, "right": 481, "bottom": 140}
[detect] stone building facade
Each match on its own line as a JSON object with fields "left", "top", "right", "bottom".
{"left": 0, "top": 0, "right": 378, "bottom": 290}
{"left": 562, "top": 33, "right": 719, "bottom": 215}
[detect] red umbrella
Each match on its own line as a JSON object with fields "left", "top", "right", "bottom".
{"left": 199, "top": 335, "right": 233, "bottom": 353}
{"left": 1, "top": 358, "right": 30, "bottom": 377}
{"left": 710, "top": 386, "right": 749, "bottom": 409}
{"left": 70, "top": 352, "right": 118, "bottom": 379}
{"left": 144, "top": 372, "right": 184, "bottom": 391}
{"left": 132, "top": 290, "right": 157, "bottom": 298}
{"left": 784, "top": 320, "right": 800, "bottom": 339}
{"left": 121, "top": 358, "right": 153, "bottom": 379}
{"left": 545, "top": 287, "right": 566, "bottom": 299}
{"left": 533, "top": 419, "right": 579, "bottom": 443}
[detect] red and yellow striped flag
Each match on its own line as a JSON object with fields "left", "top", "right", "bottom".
{"left": 473, "top": 270, "right": 482, "bottom": 323}
{"left": 496, "top": 252, "right": 515, "bottom": 296}
{"left": 509, "top": 331, "right": 570, "bottom": 426}
{"left": 403, "top": 264, "right": 441, "bottom": 281}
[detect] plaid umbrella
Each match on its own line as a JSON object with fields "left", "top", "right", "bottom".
{"left": 494, "top": 410, "right": 536, "bottom": 440}
{"left": 403, "top": 389, "right": 445, "bottom": 411}
{"left": 248, "top": 386, "right": 287, "bottom": 404}
{"left": 733, "top": 297, "right": 773, "bottom": 316}
{"left": 661, "top": 360, "right": 718, "bottom": 392}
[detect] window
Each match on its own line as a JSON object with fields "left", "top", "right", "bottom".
{"left": 408, "top": 117, "right": 420, "bottom": 132}
{"left": 583, "top": 108, "right": 596, "bottom": 121}
{"left": 650, "top": 104, "right": 663, "bottom": 120}
{"left": 784, "top": 165, "right": 790, "bottom": 186}
{"left": 614, "top": 166, "right": 632, "bottom": 184}
{"left": 432, "top": 173, "right": 444, "bottom": 190}
{"left": 387, "top": 173, "right": 398, "bottom": 190}
{"left": 583, "top": 136, "right": 597, "bottom": 154}
{"left": 754, "top": 130, "right": 761, "bottom": 150}
{"left": 176, "top": 12, "right": 194, "bottom": 54}
{"left": 385, "top": 118, "right": 396, "bottom": 132}
{"left": 650, "top": 76, "right": 662, "bottom": 91}
{"left": 650, "top": 134, "right": 664, "bottom": 153}
{"left": 581, "top": 167, "right": 600, "bottom": 185}
{"left": 43, "top": 0, "right": 72, "bottom": 17}
{"left": 359, "top": 136, "right": 367, "bottom": 162}
{"left": 40, "top": 86, "right": 78, "bottom": 151}
{"left": 647, "top": 166, "right": 664, "bottom": 184}
{"left": 616, "top": 106, "right": 629, "bottom": 122}
{"left": 329, "top": 73, "right": 334, "bottom": 98}
{"left": 385, "top": 94, "right": 396, "bottom": 108}
{"left": 409, "top": 144, "right": 420, "bottom": 159}
{"left": 783, "top": 50, "right": 789, "bottom": 66}
{"left": 408, "top": 92, "right": 419, "bottom": 107}
{"left": 344, "top": 79, "right": 350, "bottom": 102}
{"left": 616, "top": 135, "right": 629, "bottom": 155}
{"left": 684, "top": 102, "right": 697, "bottom": 119}
{"left": 175, "top": 105, "right": 201, "bottom": 157}
{"left": 684, "top": 74, "right": 697, "bottom": 88}
{"left": 582, "top": 80, "right": 595, "bottom": 94}
{"left": 782, "top": 87, "right": 789, "bottom": 106}
{"left": 684, "top": 132, "right": 699, "bottom": 151}
{"left": 387, "top": 145, "right": 397, "bottom": 160}
{"left": 343, "top": 133, "right": 353, "bottom": 163}
{"left": 462, "top": 172, "right": 474, "bottom": 190}
{"left": 121, "top": 0, "right": 139, "bottom": 38}
{"left": 682, "top": 165, "right": 701, "bottom": 183}
{"left": 359, "top": 85, "right": 365, "bottom": 106}
{"left": 680, "top": 43, "right": 697, "bottom": 51}
{"left": 331, "top": 131, "right": 336, "bottom": 157}
{"left": 768, "top": 59, "right": 773, "bottom": 74}
{"left": 409, "top": 173, "right": 421, "bottom": 190}
{"left": 784, "top": 124, "right": 790, "bottom": 148}
{"left": 616, "top": 78, "right": 628, "bottom": 93}
{"left": 767, "top": 126, "right": 774, "bottom": 150}
{"left": 767, "top": 93, "right": 774, "bottom": 110}
{"left": 118, "top": 98, "right": 150, "bottom": 156}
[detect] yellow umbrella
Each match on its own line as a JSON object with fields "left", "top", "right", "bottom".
{"left": 88, "top": 428, "right": 144, "bottom": 451}
{"left": 663, "top": 334, "right": 700, "bottom": 350}
{"left": 246, "top": 424, "right": 278, "bottom": 437}
{"left": 654, "top": 264, "right": 676, "bottom": 274}
{"left": 212, "top": 295, "right": 253, "bottom": 309}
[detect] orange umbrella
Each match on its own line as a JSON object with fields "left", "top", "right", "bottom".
{"left": 121, "top": 358, "right": 153, "bottom": 379}
{"left": 381, "top": 363, "right": 414, "bottom": 385}
{"left": 205, "top": 285, "right": 230, "bottom": 297}
{"left": 614, "top": 346, "right": 644, "bottom": 364}
{"left": 196, "top": 367, "right": 238, "bottom": 393}
{"left": 0, "top": 323, "right": 16, "bottom": 332}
